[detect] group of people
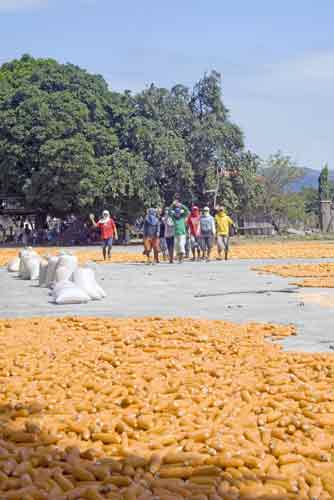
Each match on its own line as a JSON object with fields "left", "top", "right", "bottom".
{"left": 143, "top": 202, "right": 235, "bottom": 264}
{"left": 0, "top": 215, "right": 90, "bottom": 246}
{"left": 0, "top": 219, "right": 36, "bottom": 245}
{"left": 90, "top": 203, "right": 235, "bottom": 263}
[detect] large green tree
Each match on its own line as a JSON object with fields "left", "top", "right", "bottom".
{"left": 129, "top": 71, "right": 260, "bottom": 212}
{"left": 0, "top": 56, "right": 260, "bottom": 224}
{"left": 0, "top": 55, "right": 149, "bottom": 223}
{"left": 256, "top": 152, "right": 306, "bottom": 231}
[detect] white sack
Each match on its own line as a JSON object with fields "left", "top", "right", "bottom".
{"left": 19, "top": 250, "right": 32, "bottom": 278}
{"left": 19, "top": 247, "right": 37, "bottom": 258}
{"left": 19, "top": 255, "right": 26, "bottom": 277}
{"left": 95, "top": 283, "right": 107, "bottom": 299}
{"left": 38, "top": 258, "right": 49, "bottom": 287}
{"left": 51, "top": 280, "right": 74, "bottom": 298}
{"left": 19, "top": 255, "right": 38, "bottom": 280}
{"left": 45, "top": 256, "right": 59, "bottom": 288}
{"left": 55, "top": 254, "right": 78, "bottom": 283}
{"left": 55, "top": 265, "right": 74, "bottom": 284}
{"left": 24, "top": 256, "right": 41, "bottom": 280}
{"left": 72, "top": 267, "right": 106, "bottom": 300}
{"left": 53, "top": 284, "right": 90, "bottom": 305}
{"left": 19, "top": 249, "right": 39, "bottom": 279}
{"left": 57, "top": 254, "right": 77, "bottom": 268}
{"left": 7, "top": 257, "right": 20, "bottom": 273}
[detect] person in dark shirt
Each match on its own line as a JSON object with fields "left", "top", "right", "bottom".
{"left": 159, "top": 211, "right": 168, "bottom": 261}
{"left": 143, "top": 208, "right": 160, "bottom": 264}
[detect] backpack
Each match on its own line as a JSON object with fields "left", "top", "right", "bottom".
{"left": 165, "top": 216, "right": 174, "bottom": 228}
{"left": 200, "top": 216, "right": 213, "bottom": 235}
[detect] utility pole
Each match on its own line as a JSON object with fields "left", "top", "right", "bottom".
{"left": 205, "top": 163, "right": 225, "bottom": 208}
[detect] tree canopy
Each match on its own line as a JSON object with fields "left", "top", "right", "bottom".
{"left": 0, "top": 55, "right": 260, "bottom": 223}
{"left": 255, "top": 152, "right": 319, "bottom": 231}
{"left": 318, "top": 163, "right": 332, "bottom": 201}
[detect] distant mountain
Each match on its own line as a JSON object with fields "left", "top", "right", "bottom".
{"left": 289, "top": 167, "right": 334, "bottom": 192}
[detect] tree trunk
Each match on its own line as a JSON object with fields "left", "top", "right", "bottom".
{"left": 320, "top": 200, "right": 333, "bottom": 232}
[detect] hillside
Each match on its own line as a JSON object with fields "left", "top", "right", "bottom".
{"left": 290, "top": 167, "right": 334, "bottom": 191}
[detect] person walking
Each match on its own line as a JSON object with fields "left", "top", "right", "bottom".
{"left": 215, "top": 206, "right": 235, "bottom": 260}
{"left": 162, "top": 208, "right": 175, "bottom": 263}
{"left": 200, "top": 207, "right": 216, "bottom": 261}
{"left": 22, "top": 223, "right": 32, "bottom": 246}
{"left": 90, "top": 210, "right": 118, "bottom": 260}
{"left": 171, "top": 201, "right": 189, "bottom": 263}
{"left": 143, "top": 208, "right": 160, "bottom": 264}
{"left": 186, "top": 206, "right": 201, "bottom": 261}
{"left": 159, "top": 211, "right": 168, "bottom": 261}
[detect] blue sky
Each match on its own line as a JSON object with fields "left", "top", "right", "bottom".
{"left": 1, "top": 0, "right": 334, "bottom": 170}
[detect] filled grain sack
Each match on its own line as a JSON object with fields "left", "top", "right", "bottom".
{"left": 24, "top": 256, "right": 41, "bottom": 280}
{"left": 38, "top": 258, "right": 49, "bottom": 287}
{"left": 72, "top": 267, "right": 106, "bottom": 300}
{"left": 52, "top": 283, "right": 90, "bottom": 305}
{"left": 18, "top": 254, "right": 26, "bottom": 278}
{"left": 54, "top": 265, "right": 73, "bottom": 284}
{"left": 45, "top": 256, "right": 59, "bottom": 288}
{"left": 19, "top": 247, "right": 38, "bottom": 260}
{"left": 51, "top": 280, "right": 74, "bottom": 298}
{"left": 7, "top": 257, "right": 20, "bottom": 273}
{"left": 19, "top": 248, "right": 40, "bottom": 280}
{"left": 55, "top": 254, "right": 78, "bottom": 283}
{"left": 19, "top": 248, "right": 33, "bottom": 279}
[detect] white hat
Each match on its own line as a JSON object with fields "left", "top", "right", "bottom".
{"left": 203, "top": 206, "right": 210, "bottom": 212}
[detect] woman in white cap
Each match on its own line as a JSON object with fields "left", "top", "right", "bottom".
{"left": 199, "top": 206, "right": 216, "bottom": 261}
{"left": 90, "top": 210, "right": 118, "bottom": 260}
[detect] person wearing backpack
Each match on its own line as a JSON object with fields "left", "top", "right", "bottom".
{"left": 200, "top": 207, "right": 216, "bottom": 261}
{"left": 143, "top": 208, "right": 160, "bottom": 264}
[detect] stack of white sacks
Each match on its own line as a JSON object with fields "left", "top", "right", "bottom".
{"left": 7, "top": 248, "right": 106, "bottom": 304}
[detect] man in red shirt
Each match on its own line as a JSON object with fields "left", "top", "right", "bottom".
{"left": 90, "top": 210, "right": 118, "bottom": 260}
{"left": 186, "top": 206, "right": 201, "bottom": 261}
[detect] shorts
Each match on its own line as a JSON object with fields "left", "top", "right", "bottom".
{"left": 217, "top": 235, "right": 229, "bottom": 252}
{"left": 144, "top": 237, "right": 159, "bottom": 254}
{"left": 174, "top": 235, "right": 186, "bottom": 255}
{"left": 102, "top": 237, "right": 113, "bottom": 248}
{"left": 190, "top": 235, "right": 201, "bottom": 250}
{"left": 200, "top": 235, "right": 214, "bottom": 251}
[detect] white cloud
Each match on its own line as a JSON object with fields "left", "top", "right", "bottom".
{"left": 270, "top": 51, "right": 334, "bottom": 83}
{"left": 230, "top": 50, "right": 334, "bottom": 101}
{"left": 223, "top": 50, "right": 334, "bottom": 168}
{"left": 0, "top": 0, "right": 47, "bottom": 10}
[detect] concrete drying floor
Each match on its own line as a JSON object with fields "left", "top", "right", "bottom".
{"left": 1, "top": 257, "right": 334, "bottom": 352}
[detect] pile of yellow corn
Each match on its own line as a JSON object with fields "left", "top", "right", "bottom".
{"left": 0, "top": 249, "right": 145, "bottom": 268}
{"left": 220, "top": 241, "right": 334, "bottom": 260}
{"left": 2, "top": 241, "right": 334, "bottom": 267}
{"left": 0, "top": 317, "right": 334, "bottom": 498}
{"left": 255, "top": 263, "right": 334, "bottom": 288}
